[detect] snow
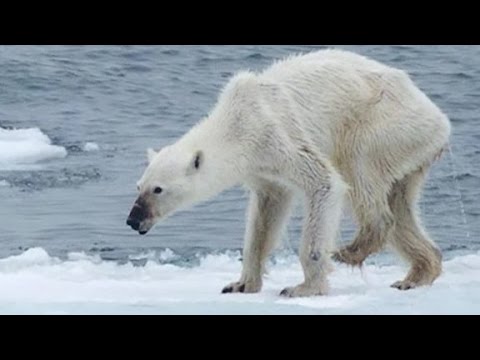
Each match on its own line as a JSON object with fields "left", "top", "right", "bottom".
{"left": 0, "top": 128, "right": 67, "bottom": 170}
{"left": 0, "top": 248, "right": 479, "bottom": 315}
{"left": 0, "top": 180, "right": 9, "bottom": 187}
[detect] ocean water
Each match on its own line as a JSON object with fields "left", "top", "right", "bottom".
{"left": 0, "top": 46, "right": 479, "bottom": 314}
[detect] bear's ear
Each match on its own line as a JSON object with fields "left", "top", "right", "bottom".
{"left": 147, "top": 148, "right": 158, "bottom": 164}
{"left": 187, "top": 151, "right": 203, "bottom": 175}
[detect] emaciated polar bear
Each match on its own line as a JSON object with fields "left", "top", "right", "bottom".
{"left": 127, "top": 49, "right": 451, "bottom": 298}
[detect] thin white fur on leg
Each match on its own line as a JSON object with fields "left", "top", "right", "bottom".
{"left": 222, "top": 181, "right": 293, "bottom": 294}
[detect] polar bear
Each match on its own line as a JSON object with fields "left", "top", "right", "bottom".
{"left": 127, "top": 49, "right": 451, "bottom": 297}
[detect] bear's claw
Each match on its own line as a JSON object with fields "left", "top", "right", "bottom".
{"left": 391, "top": 280, "right": 417, "bottom": 291}
{"left": 221, "top": 281, "right": 259, "bottom": 294}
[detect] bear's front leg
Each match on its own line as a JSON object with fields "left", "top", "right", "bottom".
{"left": 222, "top": 181, "right": 293, "bottom": 294}
{"left": 280, "top": 159, "right": 346, "bottom": 298}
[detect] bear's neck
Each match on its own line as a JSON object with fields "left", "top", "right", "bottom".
{"left": 177, "top": 115, "right": 244, "bottom": 197}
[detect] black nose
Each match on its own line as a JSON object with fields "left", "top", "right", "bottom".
{"left": 127, "top": 218, "right": 140, "bottom": 231}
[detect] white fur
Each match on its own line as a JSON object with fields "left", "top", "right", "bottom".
{"left": 136, "top": 49, "right": 451, "bottom": 297}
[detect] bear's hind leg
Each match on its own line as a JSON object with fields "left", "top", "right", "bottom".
{"left": 333, "top": 217, "right": 393, "bottom": 267}
{"left": 333, "top": 185, "right": 395, "bottom": 267}
{"left": 388, "top": 166, "right": 442, "bottom": 291}
{"left": 222, "top": 181, "right": 294, "bottom": 294}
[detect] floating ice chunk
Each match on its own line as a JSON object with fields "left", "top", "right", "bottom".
{"left": 83, "top": 142, "right": 100, "bottom": 152}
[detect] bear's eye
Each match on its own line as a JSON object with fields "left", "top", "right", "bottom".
{"left": 153, "top": 187, "right": 163, "bottom": 195}
{"left": 194, "top": 154, "right": 201, "bottom": 170}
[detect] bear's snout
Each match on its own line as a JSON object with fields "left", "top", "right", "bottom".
{"left": 127, "top": 197, "right": 152, "bottom": 235}
{"left": 126, "top": 217, "right": 141, "bottom": 231}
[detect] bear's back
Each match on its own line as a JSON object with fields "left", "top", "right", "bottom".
{"left": 260, "top": 49, "right": 398, "bottom": 82}
{"left": 251, "top": 49, "right": 416, "bottom": 119}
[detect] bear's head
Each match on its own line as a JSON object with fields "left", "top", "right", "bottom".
{"left": 126, "top": 146, "right": 204, "bottom": 235}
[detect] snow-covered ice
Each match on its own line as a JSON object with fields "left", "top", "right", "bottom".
{"left": 0, "top": 248, "right": 479, "bottom": 315}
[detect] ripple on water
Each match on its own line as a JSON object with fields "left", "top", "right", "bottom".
{"left": 3, "top": 168, "right": 102, "bottom": 192}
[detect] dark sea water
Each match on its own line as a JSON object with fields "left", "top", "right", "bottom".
{"left": 0, "top": 45, "right": 478, "bottom": 264}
